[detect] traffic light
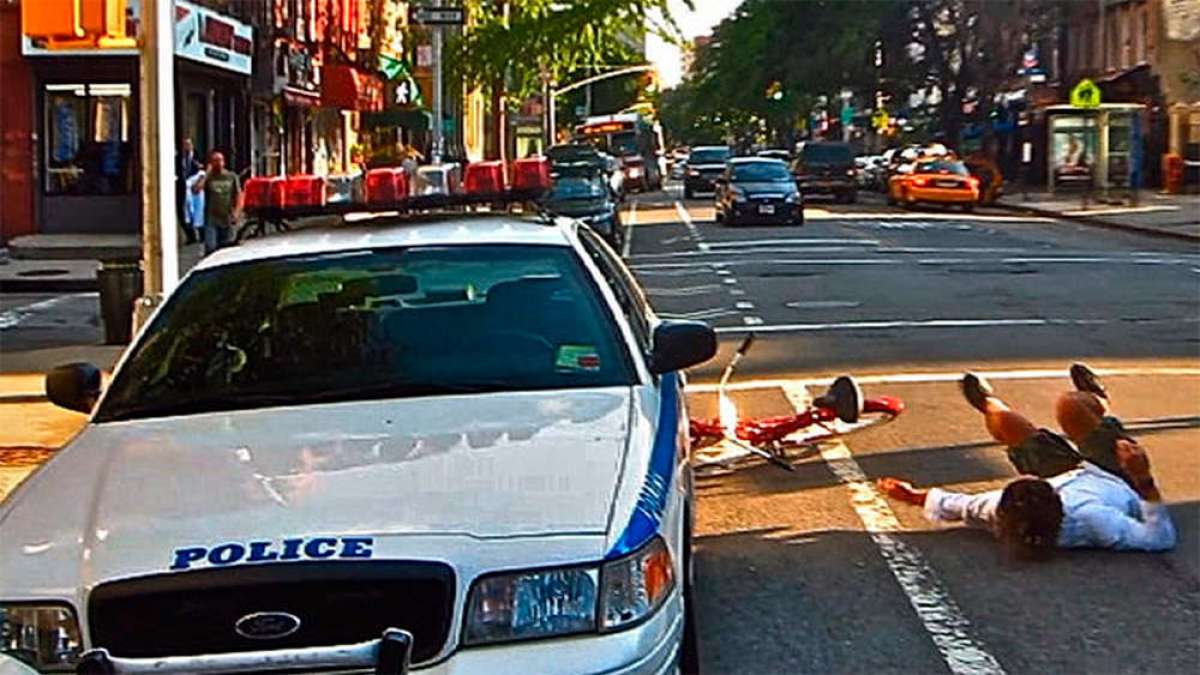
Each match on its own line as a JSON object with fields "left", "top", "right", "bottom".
{"left": 22, "top": 0, "right": 136, "bottom": 49}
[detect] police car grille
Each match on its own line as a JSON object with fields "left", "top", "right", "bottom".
{"left": 88, "top": 561, "right": 455, "bottom": 663}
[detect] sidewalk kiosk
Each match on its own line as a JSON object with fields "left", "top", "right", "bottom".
{"left": 1044, "top": 103, "right": 1146, "bottom": 200}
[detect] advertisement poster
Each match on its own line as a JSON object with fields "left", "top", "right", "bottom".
{"left": 1049, "top": 116, "right": 1098, "bottom": 188}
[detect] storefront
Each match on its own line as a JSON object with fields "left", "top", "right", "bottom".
{"left": 27, "top": 50, "right": 141, "bottom": 234}
{"left": 319, "top": 63, "right": 383, "bottom": 175}
{"left": 174, "top": 0, "right": 253, "bottom": 172}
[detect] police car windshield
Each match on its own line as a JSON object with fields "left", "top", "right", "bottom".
{"left": 96, "top": 245, "right": 635, "bottom": 422}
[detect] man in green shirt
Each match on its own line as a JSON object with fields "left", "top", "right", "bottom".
{"left": 192, "top": 151, "right": 241, "bottom": 255}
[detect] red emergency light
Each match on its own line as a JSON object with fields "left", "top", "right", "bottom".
{"left": 511, "top": 157, "right": 551, "bottom": 193}
{"left": 366, "top": 167, "right": 410, "bottom": 204}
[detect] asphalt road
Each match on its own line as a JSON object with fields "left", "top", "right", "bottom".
{"left": 2, "top": 188, "right": 1197, "bottom": 673}
{"left": 625, "top": 186, "right": 1200, "bottom": 674}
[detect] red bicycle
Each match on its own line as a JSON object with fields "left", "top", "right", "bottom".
{"left": 689, "top": 334, "right": 905, "bottom": 473}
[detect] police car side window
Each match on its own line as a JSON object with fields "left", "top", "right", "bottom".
{"left": 578, "top": 230, "right": 651, "bottom": 353}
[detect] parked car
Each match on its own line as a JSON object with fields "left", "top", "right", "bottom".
{"left": 887, "top": 157, "right": 980, "bottom": 211}
{"left": 756, "top": 148, "right": 792, "bottom": 163}
{"left": 547, "top": 143, "right": 625, "bottom": 202}
{"left": 546, "top": 166, "right": 625, "bottom": 249}
{"left": 683, "top": 145, "right": 732, "bottom": 198}
{"left": 791, "top": 141, "right": 857, "bottom": 203}
{"left": 963, "top": 153, "right": 1005, "bottom": 205}
{"left": 714, "top": 157, "right": 803, "bottom": 226}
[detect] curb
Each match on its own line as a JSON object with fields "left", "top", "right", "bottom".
{"left": 993, "top": 201, "right": 1200, "bottom": 243}
{"left": 0, "top": 277, "right": 98, "bottom": 293}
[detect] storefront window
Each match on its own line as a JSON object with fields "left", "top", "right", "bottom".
{"left": 44, "top": 83, "right": 134, "bottom": 196}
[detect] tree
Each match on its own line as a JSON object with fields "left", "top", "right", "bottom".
{"left": 447, "top": 0, "right": 688, "bottom": 158}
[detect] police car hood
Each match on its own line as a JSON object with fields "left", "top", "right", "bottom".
{"left": 0, "top": 388, "right": 631, "bottom": 588}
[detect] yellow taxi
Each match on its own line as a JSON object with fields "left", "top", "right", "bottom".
{"left": 887, "top": 157, "right": 981, "bottom": 212}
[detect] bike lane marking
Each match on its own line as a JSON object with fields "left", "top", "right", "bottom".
{"left": 688, "top": 365, "right": 1200, "bottom": 393}
{"left": 779, "top": 381, "right": 1007, "bottom": 675}
{"left": 622, "top": 199, "right": 637, "bottom": 258}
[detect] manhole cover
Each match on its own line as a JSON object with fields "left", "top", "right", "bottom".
{"left": 16, "top": 269, "right": 69, "bottom": 277}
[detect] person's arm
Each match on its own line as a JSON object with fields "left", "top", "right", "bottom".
{"left": 232, "top": 175, "right": 243, "bottom": 221}
{"left": 1074, "top": 502, "right": 1176, "bottom": 551}
{"left": 191, "top": 166, "right": 209, "bottom": 194}
{"left": 922, "top": 487, "right": 1003, "bottom": 530}
{"left": 878, "top": 478, "right": 1002, "bottom": 530}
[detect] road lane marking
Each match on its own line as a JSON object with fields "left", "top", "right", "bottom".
{"left": 710, "top": 316, "right": 1199, "bottom": 335}
{"left": 622, "top": 199, "right": 637, "bottom": 258}
{"left": 0, "top": 293, "right": 97, "bottom": 331}
{"left": 658, "top": 308, "right": 741, "bottom": 321}
{"left": 734, "top": 301, "right": 756, "bottom": 310}
{"left": 674, "top": 200, "right": 710, "bottom": 252}
{"left": 687, "top": 366, "right": 1200, "bottom": 393}
{"left": 644, "top": 284, "right": 725, "bottom": 297}
{"left": 780, "top": 383, "right": 1006, "bottom": 675}
{"left": 704, "top": 238, "right": 879, "bottom": 248}
{"left": 742, "top": 316, "right": 764, "bottom": 326}
{"left": 785, "top": 300, "right": 862, "bottom": 309}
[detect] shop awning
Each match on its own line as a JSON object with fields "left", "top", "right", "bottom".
{"left": 362, "top": 108, "right": 432, "bottom": 131}
{"left": 321, "top": 65, "right": 384, "bottom": 112}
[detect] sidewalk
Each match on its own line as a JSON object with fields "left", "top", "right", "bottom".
{"left": 0, "top": 235, "right": 205, "bottom": 293}
{"left": 0, "top": 373, "right": 88, "bottom": 501}
{"left": 996, "top": 190, "right": 1200, "bottom": 242}
{"left": 0, "top": 214, "right": 344, "bottom": 292}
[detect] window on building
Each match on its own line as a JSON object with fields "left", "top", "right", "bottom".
{"left": 43, "top": 83, "right": 134, "bottom": 197}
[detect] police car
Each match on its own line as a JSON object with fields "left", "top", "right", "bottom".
{"left": 0, "top": 167, "right": 715, "bottom": 674}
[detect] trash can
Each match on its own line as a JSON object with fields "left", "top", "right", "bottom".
{"left": 97, "top": 259, "right": 143, "bottom": 345}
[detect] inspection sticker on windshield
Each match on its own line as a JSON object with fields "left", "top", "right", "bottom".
{"left": 556, "top": 344, "right": 601, "bottom": 372}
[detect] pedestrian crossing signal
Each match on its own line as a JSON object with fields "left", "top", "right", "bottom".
{"left": 1070, "top": 79, "right": 1102, "bottom": 109}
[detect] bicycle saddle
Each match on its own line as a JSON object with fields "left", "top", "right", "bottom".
{"left": 814, "top": 375, "right": 863, "bottom": 424}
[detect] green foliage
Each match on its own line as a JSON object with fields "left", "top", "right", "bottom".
{"left": 448, "top": 0, "right": 686, "bottom": 103}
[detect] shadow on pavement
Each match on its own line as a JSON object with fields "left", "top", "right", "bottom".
{"left": 693, "top": 512, "right": 1199, "bottom": 675}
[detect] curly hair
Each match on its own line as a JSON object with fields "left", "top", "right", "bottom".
{"left": 996, "top": 478, "right": 1064, "bottom": 561}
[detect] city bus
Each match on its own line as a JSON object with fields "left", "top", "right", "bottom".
{"left": 574, "top": 112, "right": 666, "bottom": 192}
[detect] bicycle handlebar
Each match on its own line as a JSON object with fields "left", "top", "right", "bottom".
{"left": 736, "top": 332, "right": 757, "bottom": 356}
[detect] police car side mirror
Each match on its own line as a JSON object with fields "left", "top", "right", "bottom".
{"left": 45, "top": 362, "right": 103, "bottom": 414}
{"left": 649, "top": 321, "right": 718, "bottom": 375}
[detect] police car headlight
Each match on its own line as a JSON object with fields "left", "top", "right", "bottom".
{"left": 463, "top": 567, "right": 598, "bottom": 645}
{"left": 0, "top": 604, "right": 82, "bottom": 672}
{"left": 599, "top": 536, "right": 675, "bottom": 631}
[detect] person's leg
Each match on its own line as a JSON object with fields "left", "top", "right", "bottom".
{"left": 203, "top": 223, "right": 219, "bottom": 255}
{"left": 962, "top": 372, "right": 1082, "bottom": 478}
{"left": 1057, "top": 365, "right": 1131, "bottom": 481}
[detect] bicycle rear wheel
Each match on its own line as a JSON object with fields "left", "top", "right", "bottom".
{"left": 786, "top": 396, "right": 904, "bottom": 445}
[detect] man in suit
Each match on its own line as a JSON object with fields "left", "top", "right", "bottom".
{"left": 176, "top": 138, "right": 203, "bottom": 244}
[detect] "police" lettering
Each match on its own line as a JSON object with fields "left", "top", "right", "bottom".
{"left": 170, "top": 537, "right": 374, "bottom": 570}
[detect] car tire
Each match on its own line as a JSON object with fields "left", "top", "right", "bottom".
{"left": 886, "top": 188, "right": 897, "bottom": 206}
{"left": 684, "top": 187, "right": 694, "bottom": 200}
{"left": 714, "top": 208, "right": 724, "bottom": 224}
{"left": 680, "top": 507, "right": 701, "bottom": 675}
{"left": 846, "top": 191, "right": 858, "bottom": 204}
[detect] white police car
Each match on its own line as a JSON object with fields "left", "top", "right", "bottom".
{"left": 0, "top": 209, "right": 714, "bottom": 673}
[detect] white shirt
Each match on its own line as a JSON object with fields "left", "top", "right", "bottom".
{"left": 923, "top": 463, "right": 1177, "bottom": 551}
{"left": 185, "top": 171, "right": 206, "bottom": 229}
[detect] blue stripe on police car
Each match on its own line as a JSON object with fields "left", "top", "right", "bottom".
{"left": 171, "top": 537, "right": 374, "bottom": 570}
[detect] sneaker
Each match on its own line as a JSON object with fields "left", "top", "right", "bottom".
{"left": 1069, "top": 362, "right": 1108, "bottom": 400}
{"left": 814, "top": 375, "right": 862, "bottom": 424}
{"left": 961, "top": 372, "right": 994, "bottom": 413}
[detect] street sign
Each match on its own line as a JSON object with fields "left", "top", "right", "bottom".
{"left": 1070, "top": 78, "right": 1102, "bottom": 109}
{"left": 409, "top": 5, "right": 465, "bottom": 26}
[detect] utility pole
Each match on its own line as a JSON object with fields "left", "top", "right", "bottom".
{"left": 134, "top": 0, "right": 178, "bottom": 329}
{"left": 431, "top": 0, "right": 444, "bottom": 164}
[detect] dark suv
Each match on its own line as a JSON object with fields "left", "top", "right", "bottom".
{"left": 791, "top": 142, "right": 857, "bottom": 203}
{"left": 683, "top": 146, "right": 732, "bottom": 198}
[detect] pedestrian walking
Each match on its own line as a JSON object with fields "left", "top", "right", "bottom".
{"left": 176, "top": 138, "right": 203, "bottom": 244}
{"left": 878, "top": 364, "right": 1176, "bottom": 559}
{"left": 191, "top": 151, "right": 241, "bottom": 255}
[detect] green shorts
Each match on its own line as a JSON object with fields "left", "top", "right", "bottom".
{"left": 1005, "top": 418, "right": 1131, "bottom": 481}
{"left": 1076, "top": 416, "right": 1130, "bottom": 480}
{"left": 1006, "top": 429, "right": 1082, "bottom": 478}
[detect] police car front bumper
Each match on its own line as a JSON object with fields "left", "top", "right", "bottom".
{"left": 64, "top": 591, "right": 683, "bottom": 675}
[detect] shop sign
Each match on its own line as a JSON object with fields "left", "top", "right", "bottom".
{"left": 23, "top": 0, "right": 142, "bottom": 56}
{"left": 175, "top": 0, "right": 253, "bottom": 76}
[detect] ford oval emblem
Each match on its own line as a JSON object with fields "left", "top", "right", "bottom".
{"left": 234, "top": 612, "right": 302, "bottom": 640}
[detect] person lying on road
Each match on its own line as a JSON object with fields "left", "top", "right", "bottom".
{"left": 878, "top": 364, "right": 1177, "bottom": 560}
